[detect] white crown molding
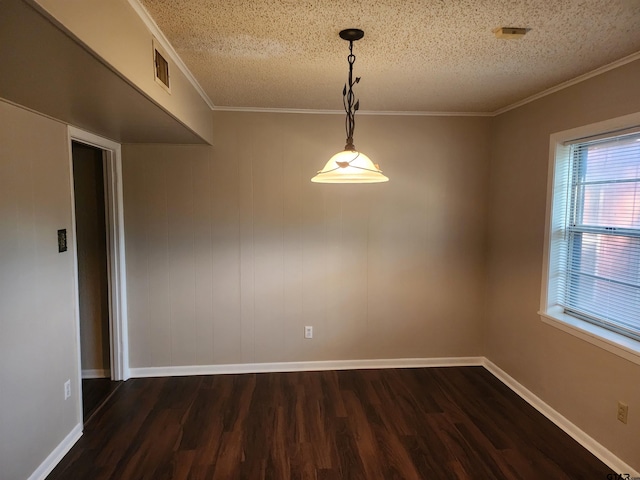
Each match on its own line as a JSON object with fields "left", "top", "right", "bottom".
{"left": 130, "top": 356, "right": 484, "bottom": 377}
{"left": 212, "top": 106, "right": 346, "bottom": 115}
{"left": 213, "top": 106, "right": 492, "bottom": 117}
{"left": 492, "top": 50, "right": 640, "bottom": 116}
{"left": 483, "top": 358, "right": 639, "bottom": 476}
{"left": 127, "top": 0, "right": 215, "bottom": 110}
{"left": 119, "top": 4, "right": 640, "bottom": 119}
{"left": 215, "top": 49, "right": 640, "bottom": 117}
{"left": 28, "top": 423, "right": 82, "bottom": 480}
{"left": 359, "top": 110, "right": 493, "bottom": 117}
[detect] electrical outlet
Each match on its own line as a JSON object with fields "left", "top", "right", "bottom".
{"left": 64, "top": 380, "right": 71, "bottom": 400}
{"left": 304, "top": 326, "right": 313, "bottom": 339}
{"left": 617, "top": 401, "right": 628, "bottom": 424}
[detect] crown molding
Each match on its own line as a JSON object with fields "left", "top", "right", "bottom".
{"left": 121, "top": 4, "right": 640, "bottom": 118}
{"left": 214, "top": 51, "right": 640, "bottom": 117}
{"left": 212, "top": 106, "right": 492, "bottom": 117}
{"left": 360, "top": 110, "right": 493, "bottom": 117}
{"left": 127, "top": 0, "right": 215, "bottom": 110}
{"left": 492, "top": 50, "right": 640, "bottom": 116}
{"left": 213, "top": 106, "right": 346, "bottom": 115}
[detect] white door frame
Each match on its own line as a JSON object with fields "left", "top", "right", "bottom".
{"left": 68, "top": 126, "right": 129, "bottom": 385}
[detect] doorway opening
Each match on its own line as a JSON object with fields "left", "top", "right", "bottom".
{"left": 68, "top": 127, "right": 129, "bottom": 425}
{"left": 72, "top": 142, "right": 119, "bottom": 421}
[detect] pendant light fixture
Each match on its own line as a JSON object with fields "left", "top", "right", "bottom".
{"left": 311, "top": 29, "right": 389, "bottom": 183}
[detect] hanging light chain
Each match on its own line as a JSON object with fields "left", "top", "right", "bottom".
{"left": 343, "top": 39, "right": 360, "bottom": 151}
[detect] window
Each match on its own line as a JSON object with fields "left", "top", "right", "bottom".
{"left": 565, "top": 133, "right": 640, "bottom": 338}
{"left": 541, "top": 115, "right": 640, "bottom": 363}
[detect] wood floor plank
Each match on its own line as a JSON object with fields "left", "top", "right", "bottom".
{"left": 401, "top": 433, "right": 452, "bottom": 479}
{"left": 342, "top": 390, "right": 385, "bottom": 479}
{"left": 46, "top": 367, "right": 615, "bottom": 480}
{"left": 372, "top": 423, "right": 422, "bottom": 479}
{"left": 334, "top": 416, "right": 368, "bottom": 480}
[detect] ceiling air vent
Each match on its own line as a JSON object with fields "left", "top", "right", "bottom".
{"left": 153, "top": 38, "right": 171, "bottom": 93}
{"left": 493, "top": 27, "right": 529, "bottom": 39}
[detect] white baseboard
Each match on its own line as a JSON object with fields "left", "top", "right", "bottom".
{"left": 483, "top": 358, "right": 639, "bottom": 476}
{"left": 28, "top": 423, "right": 82, "bottom": 480}
{"left": 129, "top": 356, "right": 484, "bottom": 377}
{"left": 81, "top": 369, "right": 110, "bottom": 379}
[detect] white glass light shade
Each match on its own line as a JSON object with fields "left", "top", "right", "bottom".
{"left": 311, "top": 150, "right": 389, "bottom": 183}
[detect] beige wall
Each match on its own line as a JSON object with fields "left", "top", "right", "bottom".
{"left": 31, "top": 0, "right": 213, "bottom": 144}
{"left": 0, "top": 101, "right": 80, "bottom": 480}
{"left": 2, "top": 9, "right": 638, "bottom": 472}
{"left": 486, "top": 59, "right": 640, "bottom": 469}
{"left": 123, "top": 112, "right": 490, "bottom": 367}
{"left": 0, "top": 0, "right": 206, "bottom": 145}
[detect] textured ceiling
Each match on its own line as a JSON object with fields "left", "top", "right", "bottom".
{"left": 139, "top": 0, "right": 640, "bottom": 113}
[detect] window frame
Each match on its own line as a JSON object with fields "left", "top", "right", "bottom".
{"left": 540, "top": 112, "right": 640, "bottom": 366}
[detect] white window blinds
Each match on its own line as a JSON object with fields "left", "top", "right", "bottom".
{"left": 560, "top": 132, "right": 640, "bottom": 341}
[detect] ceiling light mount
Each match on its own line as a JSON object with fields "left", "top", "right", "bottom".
{"left": 311, "top": 29, "right": 388, "bottom": 183}
{"left": 339, "top": 28, "right": 364, "bottom": 42}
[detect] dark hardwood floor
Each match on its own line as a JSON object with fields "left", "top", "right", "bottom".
{"left": 82, "top": 378, "right": 122, "bottom": 423}
{"left": 48, "top": 367, "right": 613, "bottom": 479}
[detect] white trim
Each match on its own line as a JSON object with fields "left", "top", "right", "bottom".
{"left": 27, "top": 423, "right": 82, "bottom": 480}
{"left": 81, "top": 369, "right": 111, "bottom": 379}
{"left": 212, "top": 106, "right": 493, "bottom": 117}
{"left": 109, "top": 3, "right": 640, "bottom": 119}
{"left": 127, "top": 0, "right": 215, "bottom": 109}
{"left": 213, "top": 107, "right": 345, "bottom": 115}
{"left": 210, "top": 42, "right": 638, "bottom": 119}
{"left": 68, "top": 126, "right": 130, "bottom": 382}
{"left": 67, "top": 134, "right": 84, "bottom": 431}
{"left": 493, "top": 50, "right": 640, "bottom": 116}
{"left": 483, "top": 359, "right": 639, "bottom": 476}
{"left": 102, "top": 139, "right": 131, "bottom": 381}
{"left": 130, "top": 357, "right": 484, "bottom": 377}
{"left": 213, "top": 48, "right": 639, "bottom": 115}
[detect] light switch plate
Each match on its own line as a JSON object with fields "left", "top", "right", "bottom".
{"left": 57, "top": 229, "right": 67, "bottom": 252}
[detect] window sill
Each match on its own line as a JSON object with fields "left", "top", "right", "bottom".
{"left": 539, "top": 306, "right": 640, "bottom": 366}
